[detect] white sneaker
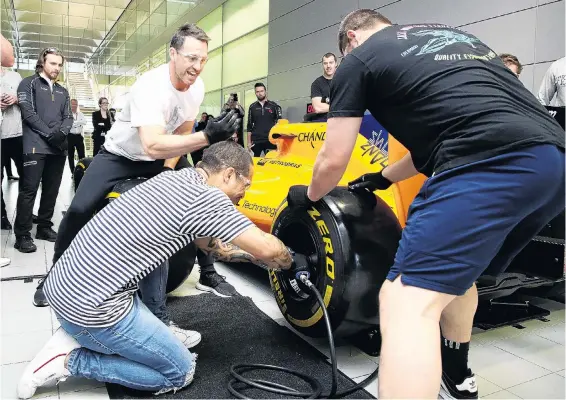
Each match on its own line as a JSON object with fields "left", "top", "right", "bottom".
{"left": 0, "top": 257, "right": 10, "bottom": 267}
{"left": 17, "top": 328, "right": 81, "bottom": 399}
{"left": 169, "top": 322, "right": 201, "bottom": 349}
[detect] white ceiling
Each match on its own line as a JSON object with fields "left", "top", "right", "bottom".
{"left": 1, "top": 0, "right": 132, "bottom": 64}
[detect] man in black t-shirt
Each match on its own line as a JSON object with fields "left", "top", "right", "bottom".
{"left": 310, "top": 53, "right": 337, "bottom": 117}
{"left": 287, "top": 9, "right": 565, "bottom": 400}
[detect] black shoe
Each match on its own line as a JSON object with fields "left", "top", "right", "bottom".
{"left": 439, "top": 370, "right": 478, "bottom": 399}
{"left": 32, "top": 214, "right": 38, "bottom": 224}
{"left": 14, "top": 235, "right": 37, "bottom": 253}
{"left": 36, "top": 227, "right": 57, "bottom": 242}
{"left": 196, "top": 272, "right": 239, "bottom": 297}
{"left": 33, "top": 278, "right": 49, "bottom": 307}
{"left": 1, "top": 216, "right": 12, "bottom": 230}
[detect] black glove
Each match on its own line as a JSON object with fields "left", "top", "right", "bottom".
{"left": 348, "top": 170, "right": 393, "bottom": 192}
{"left": 46, "top": 130, "right": 67, "bottom": 150}
{"left": 287, "top": 185, "right": 313, "bottom": 209}
{"left": 203, "top": 110, "right": 241, "bottom": 145}
{"left": 286, "top": 248, "right": 311, "bottom": 281}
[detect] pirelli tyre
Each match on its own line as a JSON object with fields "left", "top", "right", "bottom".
{"left": 73, "top": 157, "right": 93, "bottom": 192}
{"left": 104, "top": 177, "right": 197, "bottom": 294}
{"left": 269, "top": 188, "right": 402, "bottom": 338}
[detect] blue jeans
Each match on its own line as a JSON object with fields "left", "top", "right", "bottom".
{"left": 57, "top": 296, "right": 196, "bottom": 394}
{"left": 139, "top": 260, "right": 170, "bottom": 324}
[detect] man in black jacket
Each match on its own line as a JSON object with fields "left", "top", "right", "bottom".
{"left": 14, "top": 47, "right": 72, "bottom": 253}
{"left": 246, "top": 83, "right": 282, "bottom": 156}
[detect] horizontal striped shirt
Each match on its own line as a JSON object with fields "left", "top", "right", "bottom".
{"left": 44, "top": 168, "right": 254, "bottom": 327}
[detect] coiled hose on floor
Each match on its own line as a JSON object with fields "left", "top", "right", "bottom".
{"left": 227, "top": 275, "right": 379, "bottom": 399}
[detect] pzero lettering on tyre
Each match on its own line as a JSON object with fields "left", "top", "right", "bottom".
{"left": 270, "top": 188, "right": 402, "bottom": 337}
{"left": 104, "top": 177, "right": 197, "bottom": 294}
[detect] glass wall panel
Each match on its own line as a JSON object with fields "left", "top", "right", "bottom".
{"left": 200, "top": 48, "right": 222, "bottom": 92}
{"left": 201, "top": 90, "right": 223, "bottom": 117}
{"left": 222, "top": 26, "right": 268, "bottom": 87}
{"left": 197, "top": 6, "right": 223, "bottom": 51}
{"left": 223, "top": 0, "right": 269, "bottom": 44}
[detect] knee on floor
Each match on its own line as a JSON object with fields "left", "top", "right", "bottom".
{"left": 156, "top": 354, "right": 198, "bottom": 395}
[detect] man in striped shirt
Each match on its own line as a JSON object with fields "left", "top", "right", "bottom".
{"left": 18, "top": 141, "right": 305, "bottom": 398}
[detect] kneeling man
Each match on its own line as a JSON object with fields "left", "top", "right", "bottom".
{"left": 18, "top": 141, "right": 299, "bottom": 398}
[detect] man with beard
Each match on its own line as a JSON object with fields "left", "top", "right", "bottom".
{"left": 310, "top": 53, "right": 338, "bottom": 118}
{"left": 246, "top": 83, "right": 282, "bottom": 157}
{"left": 33, "top": 24, "right": 241, "bottom": 346}
{"left": 15, "top": 47, "right": 73, "bottom": 253}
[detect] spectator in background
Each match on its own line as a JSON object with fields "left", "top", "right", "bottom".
{"left": 14, "top": 47, "right": 72, "bottom": 253}
{"left": 92, "top": 97, "right": 112, "bottom": 155}
{"left": 246, "top": 83, "right": 282, "bottom": 156}
{"left": 538, "top": 57, "right": 565, "bottom": 107}
{"left": 1, "top": 65, "right": 23, "bottom": 230}
{"left": 0, "top": 33, "right": 14, "bottom": 267}
{"left": 224, "top": 94, "right": 245, "bottom": 145}
{"left": 310, "top": 53, "right": 338, "bottom": 116}
{"left": 499, "top": 53, "right": 522, "bottom": 77}
{"left": 67, "top": 99, "right": 86, "bottom": 173}
{"left": 190, "top": 112, "right": 210, "bottom": 165}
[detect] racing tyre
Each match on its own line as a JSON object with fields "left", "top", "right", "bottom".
{"left": 269, "top": 188, "right": 402, "bottom": 337}
{"left": 73, "top": 157, "right": 93, "bottom": 192}
{"left": 104, "top": 177, "right": 197, "bottom": 294}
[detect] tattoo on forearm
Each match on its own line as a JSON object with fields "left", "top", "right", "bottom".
{"left": 260, "top": 232, "right": 292, "bottom": 269}
{"left": 200, "top": 238, "right": 269, "bottom": 268}
{"left": 199, "top": 236, "right": 292, "bottom": 270}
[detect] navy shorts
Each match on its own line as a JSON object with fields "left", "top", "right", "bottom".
{"left": 387, "top": 144, "right": 565, "bottom": 296}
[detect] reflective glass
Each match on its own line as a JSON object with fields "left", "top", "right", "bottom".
{"left": 223, "top": 0, "right": 269, "bottom": 44}
{"left": 222, "top": 26, "right": 268, "bottom": 87}
{"left": 197, "top": 6, "right": 223, "bottom": 51}
{"left": 199, "top": 48, "right": 222, "bottom": 92}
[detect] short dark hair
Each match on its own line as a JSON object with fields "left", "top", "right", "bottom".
{"left": 254, "top": 82, "right": 266, "bottom": 90}
{"left": 36, "top": 47, "right": 65, "bottom": 73}
{"left": 338, "top": 9, "right": 392, "bottom": 55}
{"left": 170, "top": 24, "right": 211, "bottom": 51}
{"left": 499, "top": 53, "right": 523, "bottom": 75}
{"left": 322, "top": 53, "right": 337, "bottom": 62}
{"left": 98, "top": 97, "right": 108, "bottom": 106}
{"left": 199, "top": 140, "right": 253, "bottom": 177}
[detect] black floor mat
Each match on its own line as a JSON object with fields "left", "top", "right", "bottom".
{"left": 106, "top": 293, "right": 376, "bottom": 399}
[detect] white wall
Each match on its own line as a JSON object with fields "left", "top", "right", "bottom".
{"left": 267, "top": 0, "right": 565, "bottom": 122}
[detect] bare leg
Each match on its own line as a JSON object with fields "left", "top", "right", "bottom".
{"left": 440, "top": 284, "right": 478, "bottom": 342}
{"left": 378, "top": 276, "right": 455, "bottom": 399}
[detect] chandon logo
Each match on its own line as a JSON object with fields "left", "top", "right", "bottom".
{"left": 297, "top": 131, "right": 326, "bottom": 148}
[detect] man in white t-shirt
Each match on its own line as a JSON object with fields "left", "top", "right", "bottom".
{"left": 538, "top": 57, "right": 566, "bottom": 107}
{"left": 33, "top": 24, "right": 240, "bottom": 345}
{"left": 1, "top": 66, "right": 23, "bottom": 231}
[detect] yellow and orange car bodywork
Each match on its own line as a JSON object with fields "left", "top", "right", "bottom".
{"left": 235, "top": 116, "right": 427, "bottom": 231}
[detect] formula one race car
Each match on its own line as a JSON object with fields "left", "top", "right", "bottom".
{"left": 74, "top": 112, "right": 564, "bottom": 343}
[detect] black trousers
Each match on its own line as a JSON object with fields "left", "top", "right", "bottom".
{"left": 67, "top": 134, "right": 85, "bottom": 173}
{"left": 93, "top": 136, "right": 105, "bottom": 156}
{"left": 52, "top": 148, "right": 213, "bottom": 268}
{"left": 252, "top": 141, "right": 276, "bottom": 157}
{"left": 14, "top": 153, "right": 65, "bottom": 237}
{"left": 1, "top": 136, "right": 24, "bottom": 218}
